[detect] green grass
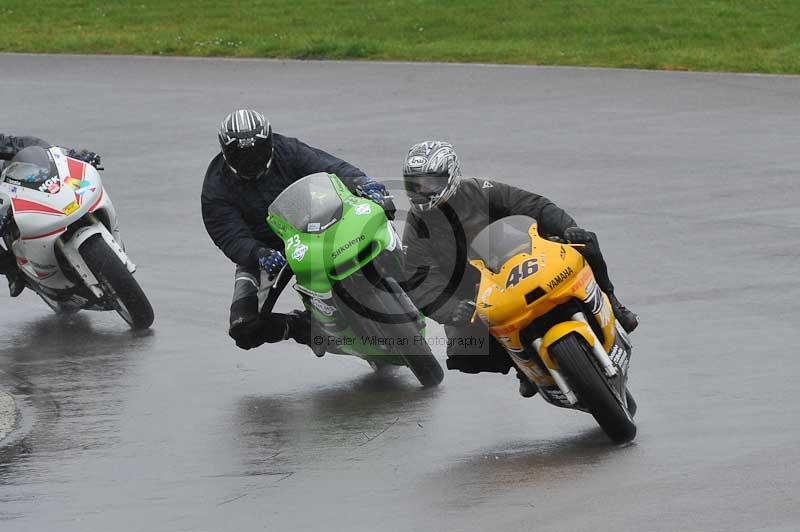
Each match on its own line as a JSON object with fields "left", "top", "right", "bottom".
{"left": 2, "top": 1, "right": 799, "bottom": 73}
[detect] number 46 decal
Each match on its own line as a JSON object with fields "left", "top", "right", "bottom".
{"left": 505, "top": 258, "right": 538, "bottom": 287}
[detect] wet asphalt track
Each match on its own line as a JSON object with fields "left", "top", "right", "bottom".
{"left": 1, "top": 54, "right": 799, "bottom": 532}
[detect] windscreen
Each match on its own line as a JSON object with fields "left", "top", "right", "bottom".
{"left": 470, "top": 215, "right": 537, "bottom": 274}
{"left": 1, "top": 146, "right": 60, "bottom": 193}
{"left": 268, "top": 173, "right": 343, "bottom": 233}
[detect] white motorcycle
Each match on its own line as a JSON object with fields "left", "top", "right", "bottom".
{"left": 0, "top": 146, "right": 154, "bottom": 329}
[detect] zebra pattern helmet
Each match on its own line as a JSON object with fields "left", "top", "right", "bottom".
{"left": 402, "top": 141, "right": 462, "bottom": 211}
{"left": 218, "top": 109, "right": 273, "bottom": 180}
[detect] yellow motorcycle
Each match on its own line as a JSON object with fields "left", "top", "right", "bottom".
{"left": 469, "top": 215, "right": 637, "bottom": 443}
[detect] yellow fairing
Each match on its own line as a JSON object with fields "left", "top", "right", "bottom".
{"left": 471, "top": 222, "right": 617, "bottom": 356}
{"left": 538, "top": 321, "right": 595, "bottom": 369}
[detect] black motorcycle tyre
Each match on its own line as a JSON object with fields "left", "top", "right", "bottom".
{"left": 80, "top": 234, "right": 154, "bottom": 329}
{"left": 550, "top": 333, "right": 636, "bottom": 443}
{"left": 333, "top": 273, "right": 443, "bottom": 387}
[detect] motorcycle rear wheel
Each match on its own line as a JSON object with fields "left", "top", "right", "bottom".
{"left": 80, "top": 234, "right": 154, "bottom": 330}
{"left": 551, "top": 333, "right": 636, "bottom": 443}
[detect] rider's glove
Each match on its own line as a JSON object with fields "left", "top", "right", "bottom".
{"left": 66, "top": 149, "right": 102, "bottom": 170}
{"left": 448, "top": 299, "right": 476, "bottom": 326}
{"left": 356, "top": 181, "right": 396, "bottom": 220}
{"left": 563, "top": 226, "right": 595, "bottom": 245}
{"left": 356, "top": 181, "right": 387, "bottom": 205}
{"left": 257, "top": 247, "right": 286, "bottom": 276}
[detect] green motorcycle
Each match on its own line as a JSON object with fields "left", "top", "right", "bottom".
{"left": 265, "top": 172, "right": 444, "bottom": 387}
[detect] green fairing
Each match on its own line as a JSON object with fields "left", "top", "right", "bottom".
{"left": 267, "top": 174, "right": 414, "bottom": 364}
{"left": 267, "top": 174, "right": 393, "bottom": 296}
{"left": 265, "top": 173, "right": 442, "bottom": 385}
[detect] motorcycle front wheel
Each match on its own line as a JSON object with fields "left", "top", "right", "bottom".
{"left": 626, "top": 388, "right": 638, "bottom": 418}
{"left": 334, "top": 275, "right": 443, "bottom": 387}
{"left": 550, "top": 333, "right": 636, "bottom": 443}
{"left": 80, "top": 234, "right": 154, "bottom": 330}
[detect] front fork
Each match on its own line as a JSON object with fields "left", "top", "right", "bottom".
{"left": 58, "top": 218, "right": 135, "bottom": 298}
{"left": 515, "top": 312, "right": 629, "bottom": 407}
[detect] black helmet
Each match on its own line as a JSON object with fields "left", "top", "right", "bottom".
{"left": 218, "top": 109, "right": 273, "bottom": 180}
{"left": 402, "top": 141, "right": 461, "bottom": 211}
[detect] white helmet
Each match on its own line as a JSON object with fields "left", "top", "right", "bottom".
{"left": 402, "top": 141, "right": 461, "bottom": 211}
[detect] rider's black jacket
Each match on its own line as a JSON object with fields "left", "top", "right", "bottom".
{"left": 402, "top": 178, "right": 576, "bottom": 327}
{"left": 201, "top": 133, "right": 370, "bottom": 270}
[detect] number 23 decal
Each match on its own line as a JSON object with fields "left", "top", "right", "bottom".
{"left": 505, "top": 258, "right": 538, "bottom": 288}
{"left": 286, "top": 234, "right": 301, "bottom": 249}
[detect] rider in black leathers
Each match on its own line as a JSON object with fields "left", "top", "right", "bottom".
{"left": 0, "top": 134, "right": 100, "bottom": 296}
{"left": 401, "top": 141, "right": 638, "bottom": 397}
{"left": 201, "top": 109, "right": 393, "bottom": 351}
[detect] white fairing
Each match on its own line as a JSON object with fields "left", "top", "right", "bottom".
{"left": 385, "top": 220, "right": 401, "bottom": 252}
{"left": 0, "top": 147, "right": 133, "bottom": 301}
{"left": 58, "top": 223, "right": 134, "bottom": 298}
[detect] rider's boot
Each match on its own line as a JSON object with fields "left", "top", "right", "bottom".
{"left": 286, "top": 310, "right": 325, "bottom": 357}
{"left": 1, "top": 248, "right": 24, "bottom": 297}
{"left": 7, "top": 269, "right": 25, "bottom": 297}
{"left": 516, "top": 369, "right": 538, "bottom": 398}
{"left": 608, "top": 292, "right": 638, "bottom": 333}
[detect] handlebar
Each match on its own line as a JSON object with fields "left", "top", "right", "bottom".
{"left": 547, "top": 235, "right": 585, "bottom": 247}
